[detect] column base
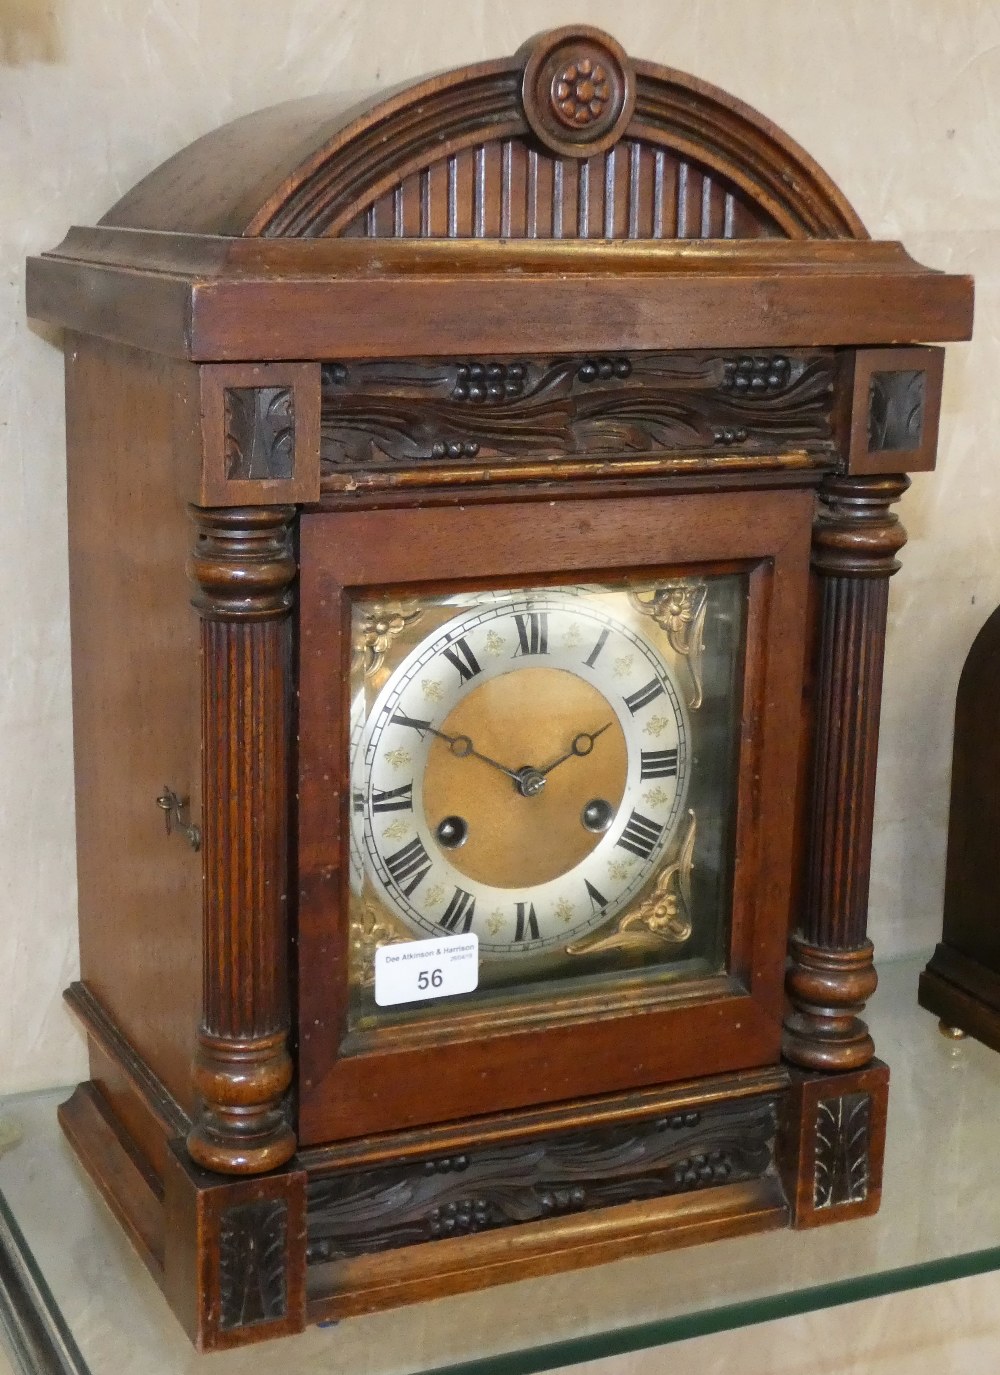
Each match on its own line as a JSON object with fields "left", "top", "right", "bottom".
{"left": 783, "top": 938, "right": 878, "bottom": 1072}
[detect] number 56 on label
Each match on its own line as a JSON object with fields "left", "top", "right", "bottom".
{"left": 374, "top": 934, "right": 479, "bottom": 1007}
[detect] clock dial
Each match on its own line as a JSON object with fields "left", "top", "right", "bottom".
{"left": 353, "top": 591, "right": 690, "bottom": 957}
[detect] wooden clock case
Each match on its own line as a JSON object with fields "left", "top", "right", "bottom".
{"left": 27, "top": 27, "right": 973, "bottom": 1352}
{"left": 920, "top": 608, "right": 1000, "bottom": 1048}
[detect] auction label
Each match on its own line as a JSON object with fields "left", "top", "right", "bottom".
{"left": 374, "top": 934, "right": 479, "bottom": 1007}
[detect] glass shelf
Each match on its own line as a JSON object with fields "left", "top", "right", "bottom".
{"left": 2, "top": 953, "right": 1000, "bottom": 1375}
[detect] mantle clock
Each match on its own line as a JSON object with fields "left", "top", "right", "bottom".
{"left": 27, "top": 27, "right": 973, "bottom": 1352}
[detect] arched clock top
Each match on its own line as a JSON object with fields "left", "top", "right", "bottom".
{"left": 100, "top": 26, "right": 865, "bottom": 242}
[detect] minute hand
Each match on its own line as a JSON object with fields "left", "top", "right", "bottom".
{"left": 425, "top": 726, "right": 521, "bottom": 783}
{"left": 539, "top": 722, "right": 613, "bottom": 777}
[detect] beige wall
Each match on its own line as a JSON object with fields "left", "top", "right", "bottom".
{"left": 3, "top": 0, "right": 999, "bottom": 1369}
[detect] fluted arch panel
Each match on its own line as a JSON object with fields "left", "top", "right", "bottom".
{"left": 100, "top": 31, "right": 865, "bottom": 243}
{"left": 338, "top": 139, "right": 777, "bottom": 241}
{"left": 250, "top": 47, "right": 865, "bottom": 241}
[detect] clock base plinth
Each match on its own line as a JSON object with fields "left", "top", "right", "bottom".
{"left": 919, "top": 944, "right": 1000, "bottom": 1055}
{"left": 57, "top": 1035, "right": 887, "bottom": 1350}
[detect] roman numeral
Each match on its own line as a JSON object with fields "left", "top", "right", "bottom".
{"left": 383, "top": 837, "right": 433, "bottom": 896}
{"left": 640, "top": 749, "right": 678, "bottom": 780}
{"left": 623, "top": 678, "right": 665, "bottom": 714}
{"left": 584, "top": 879, "right": 609, "bottom": 914}
{"left": 441, "top": 636, "right": 482, "bottom": 684}
{"left": 616, "top": 810, "right": 664, "bottom": 860}
{"left": 584, "top": 626, "right": 610, "bottom": 668}
{"left": 439, "top": 886, "right": 476, "bottom": 933}
{"left": 514, "top": 901, "right": 540, "bottom": 941}
{"left": 352, "top": 789, "right": 365, "bottom": 814}
{"left": 513, "top": 612, "right": 548, "bottom": 657}
{"left": 389, "top": 710, "right": 433, "bottom": 736}
{"left": 371, "top": 782, "right": 414, "bottom": 813}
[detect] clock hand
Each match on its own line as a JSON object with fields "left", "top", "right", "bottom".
{"left": 424, "top": 721, "right": 611, "bottom": 797}
{"left": 425, "top": 726, "right": 522, "bottom": 783}
{"left": 539, "top": 722, "right": 613, "bottom": 778}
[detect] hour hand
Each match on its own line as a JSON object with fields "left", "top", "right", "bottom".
{"left": 426, "top": 727, "right": 521, "bottom": 782}
{"left": 539, "top": 722, "right": 613, "bottom": 777}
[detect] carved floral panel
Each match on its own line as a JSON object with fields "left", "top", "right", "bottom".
{"left": 319, "top": 350, "right": 838, "bottom": 476}
{"left": 306, "top": 1095, "right": 777, "bottom": 1263}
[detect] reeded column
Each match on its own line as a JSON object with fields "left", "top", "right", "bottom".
{"left": 783, "top": 475, "right": 909, "bottom": 1072}
{"left": 187, "top": 506, "right": 298, "bottom": 1174}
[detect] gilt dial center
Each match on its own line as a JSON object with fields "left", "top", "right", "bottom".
{"left": 422, "top": 666, "right": 628, "bottom": 889}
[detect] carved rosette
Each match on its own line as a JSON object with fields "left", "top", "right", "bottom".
{"left": 783, "top": 475, "right": 910, "bottom": 1072}
{"left": 520, "top": 26, "right": 636, "bottom": 159}
{"left": 187, "top": 506, "right": 298, "bottom": 1175}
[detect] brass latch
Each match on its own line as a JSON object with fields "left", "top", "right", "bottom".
{"left": 156, "top": 788, "right": 201, "bottom": 852}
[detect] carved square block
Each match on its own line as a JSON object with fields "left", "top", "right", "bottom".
{"left": 779, "top": 1059, "right": 889, "bottom": 1229}
{"left": 846, "top": 347, "right": 944, "bottom": 474}
{"left": 162, "top": 1144, "right": 307, "bottom": 1351}
{"left": 200, "top": 361, "right": 321, "bottom": 506}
